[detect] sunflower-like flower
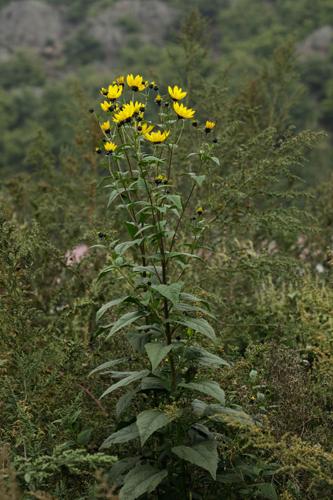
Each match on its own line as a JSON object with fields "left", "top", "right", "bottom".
{"left": 144, "top": 130, "right": 170, "bottom": 144}
{"left": 168, "top": 85, "right": 187, "bottom": 101}
{"left": 154, "top": 174, "right": 168, "bottom": 185}
{"left": 173, "top": 102, "right": 195, "bottom": 120}
{"left": 126, "top": 74, "right": 146, "bottom": 91}
{"left": 205, "top": 121, "right": 216, "bottom": 133}
{"left": 100, "top": 87, "right": 108, "bottom": 96}
{"left": 196, "top": 206, "right": 204, "bottom": 215}
{"left": 107, "top": 84, "right": 123, "bottom": 100}
{"left": 115, "top": 75, "right": 125, "bottom": 86}
{"left": 104, "top": 141, "right": 117, "bottom": 153}
{"left": 155, "top": 94, "right": 162, "bottom": 105}
{"left": 137, "top": 122, "right": 154, "bottom": 135}
{"left": 101, "top": 100, "right": 112, "bottom": 112}
{"left": 100, "top": 120, "right": 111, "bottom": 133}
{"left": 112, "top": 101, "right": 134, "bottom": 125}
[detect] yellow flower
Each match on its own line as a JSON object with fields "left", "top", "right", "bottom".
{"left": 115, "top": 75, "right": 125, "bottom": 86}
{"left": 168, "top": 85, "right": 187, "bottom": 101}
{"left": 126, "top": 74, "right": 146, "bottom": 91}
{"left": 104, "top": 141, "right": 117, "bottom": 153}
{"left": 144, "top": 130, "right": 170, "bottom": 144}
{"left": 155, "top": 94, "right": 162, "bottom": 105}
{"left": 205, "top": 120, "right": 216, "bottom": 132}
{"left": 173, "top": 102, "right": 195, "bottom": 120}
{"left": 107, "top": 84, "right": 123, "bottom": 100}
{"left": 100, "top": 87, "right": 108, "bottom": 96}
{"left": 138, "top": 122, "right": 154, "bottom": 134}
{"left": 154, "top": 174, "right": 168, "bottom": 185}
{"left": 100, "top": 120, "right": 111, "bottom": 133}
{"left": 100, "top": 100, "right": 111, "bottom": 112}
{"left": 196, "top": 206, "right": 204, "bottom": 215}
{"left": 113, "top": 102, "right": 134, "bottom": 125}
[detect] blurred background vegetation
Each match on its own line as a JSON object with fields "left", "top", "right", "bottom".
{"left": 1, "top": 0, "right": 333, "bottom": 499}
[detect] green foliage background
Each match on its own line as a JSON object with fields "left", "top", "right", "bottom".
{"left": 1, "top": 1, "right": 333, "bottom": 499}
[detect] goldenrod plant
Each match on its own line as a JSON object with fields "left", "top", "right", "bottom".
{"left": 90, "top": 73, "right": 244, "bottom": 499}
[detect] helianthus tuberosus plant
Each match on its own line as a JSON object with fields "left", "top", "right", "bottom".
{"left": 90, "top": 73, "right": 240, "bottom": 499}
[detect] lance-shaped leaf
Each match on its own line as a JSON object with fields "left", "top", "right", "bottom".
{"left": 151, "top": 283, "right": 183, "bottom": 305}
{"left": 100, "top": 423, "right": 139, "bottom": 448}
{"left": 116, "top": 389, "right": 137, "bottom": 418}
{"left": 209, "top": 407, "right": 255, "bottom": 426}
{"left": 107, "top": 310, "right": 145, "bottom": 338}
{"left": 119, "top": 464, "right": 168, "bottom": 500}
{"left": 185, "top": 346, "right": 230, "bottom": 368}
{"left": 115, "top": 239, "right": 143, "bottom": 255}
{"left": 89, "top": 358, "right": 127, "bottom": 377}
{"left": 179, "top": 381, "right": 225, "bottom": 405}
{"left": 145, "top": 343, "right": 173, "bottom": 372}
{"left": 174, "top": 317, "right": 216, "bottom": 342}
{"left": 100, "top": 370, "right": 149, "bottom": 399}
{"left": 96, "top": 296, "right": 131, "bottom": 323}
{"left": 172, "top": 440, "right": 218, "bottom": 479}
{"left": 136, "top": 409, "right": 174, "bottom": 446}
{"left": 188, "top": 172, "right": 206, "bottom": 187}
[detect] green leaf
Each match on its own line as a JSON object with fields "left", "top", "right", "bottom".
{"left": 119, "top": 464, "right": 168, "bottom": 500}
{"left": 77, "top": 428, "right": 92, "bottom": 446}
{"left": 209, "top": 407, "right": 254, "bottom": 426}
{"left": 145, "top": 343, "right": 173, "bottom": 372}
{"left": 172, "top": 440, "right": 218, "bottom": 479}
{"left": 174, "top": 317, "right": 216, "bottom": 341}
{"left": 140, "top": 376, "right": 169, "bottom": 391}
{"left": 100, "top": 370, "right": 149, "bottom": 399}
{"left": 180, "top": 381, "right": 225, "bottom": 405}
{"left": 165, "top": 194, "right": 182, "bottom": 212}
{"left": 107, "top": 187, "right": 126, "bottom": 207}
{"left": 256, "top": 483, "right": 278, "bottom": 500}
{"left": 100, "top": 423, "right": 139, "bottom": 448}
{"left": 210, "top": 156, "right": 220, "bottom": 166}
{"left": 152, "top": 283, "right": 183, "bottom": 305}
{"left": 140, "top": 155, "right": 165, "bottom": 164}
{"left": 96, "top": 296, "right": 130, "bottom": 322}
{"left": 127, "top": 331, "right": 152, "bottom": 353}
{"left": 185, "top": 346, "right": 230, "bottom": 368}
{"left": 107, "top": 311, "right": 145, "bottom": 338}
{"left": 89, "top": 358, "right": 127, "bottom": 377}
{"left": 116, "top": 390, "right": 137, "bottom": 418}
{"left": 188, "top": 173, "right": 206, "bottom": 187}
{"left": 136, "top": 409, "right": 173, "bottom": 446}
{"left": 115, "top": 239, "right": 142, "bottom": 255}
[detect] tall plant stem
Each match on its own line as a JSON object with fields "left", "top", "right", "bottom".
{"left": 169, "top": 182, "right": 196, "bottom": 254}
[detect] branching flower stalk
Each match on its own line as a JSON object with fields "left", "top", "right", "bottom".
{"left": 89, "top": 73, "right": 244, "bottom": 499}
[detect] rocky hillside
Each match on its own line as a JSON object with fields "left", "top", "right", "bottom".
{"left": 0, "top": 0, "right": 176, "bottom": 65}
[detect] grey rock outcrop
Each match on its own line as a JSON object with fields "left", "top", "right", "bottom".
{"left": 297, "top": 25, "right": 333, "bottom": 61}
{"left": 0, "top": 1, "right": 63, "bottom": 56}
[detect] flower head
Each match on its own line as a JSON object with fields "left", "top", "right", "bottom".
{"left": 154, "top": 174, "right": 168, "bottom": 185}
{"left": 126, "top": 74, "right": 146, "bottom": 91}
{"left": 173, "top": 102, "right": 195, "bottom": 120}
{"left": 205, "top": 121, "right": 216, "bottom": 133}
{"left": 100, "top": 87, "right": 108, "bottom": 96}
{"left": 100, "top": 120, "right": 111, "bottom": 133}
{"left": 138, "top": 122, "right": 154, "bottom": 135}
{"left": 104, "top": 141, "right": 117, "bottom": 153}
{"left": 168, "top": 85, "right": 187, "bottom": 101}
{"left": 101, "top": 100, "right": 112, "bottom": 112}
{"left": 144, "top": 130, "right": 170, "bottom": 144}
{"left": 113, "top": 101, "right": 135, "bottom": 125}
{"left": 115, "top": 75, "right": 125, "bottom": 86}
{"left": 196, "top": 206, "right": 204, "bottom": 215}
{"left": 107, "top": 84, "right": 123, "bottom": 100}
{"left": 155, "top": 94, "right": 162, "bottom": 105}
